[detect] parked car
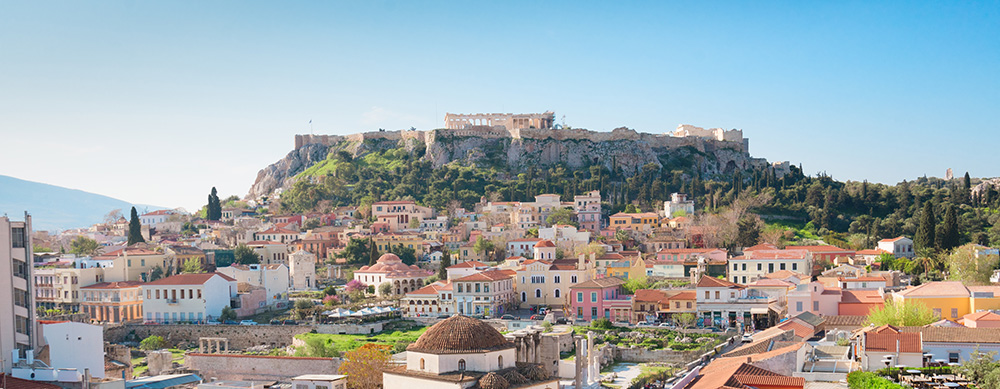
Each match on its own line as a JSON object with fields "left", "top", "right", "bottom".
{"left": 437, "top": 314, "right": 451, "bottom": 319}
{"left": 223, "top": 320, "right": 238, "bottom": 325}
{"left": 269, "top": 320, "right": 281, "bottom": 325}
{"left": 636, "top": 321, "right": 650, "bottom": 327}
{"left": 530, "top": 314, "right": 544, "bottom": 320}
{"left": 500, "top": 314, "right": 517, "bottom": 320}
{"left": 239, "top": 320, "right": 257, "bottom": 326}
{"left": 658, "top": 322, "right": 674, "bottom": 328}
{"left": 555, "top": 318, "right": 569, "bottom": 325}
{"left": 281, "top": 320, "right": 298, "bottom": 325}
{"left": 742, "top": 333, "right": 754, "bottom": 343}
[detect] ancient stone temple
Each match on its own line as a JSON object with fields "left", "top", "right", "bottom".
{"left": 444, "top": 112, "right": 555, "bottom": 130}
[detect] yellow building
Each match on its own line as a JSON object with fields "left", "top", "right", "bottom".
{"left": 609, "top": 212, "right": 660, "bottom": 230}
{"left": 515, "top": 254, "right": 597, "bottom": 310}
{"left": 606, "top": 256, "right": 646, "bottom": 280}
{"left": 102, "top": 246, "right": 169, "bottom": 282}
{"left": 893, "top": 281, "right": 1000, "bottom": 321}
{"left": 373, "top": 233, "right": 425, "bottom": 256}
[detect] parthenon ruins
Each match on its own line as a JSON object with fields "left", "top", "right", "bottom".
{"left": 444, "top": 111, "right": 555, "bottom": 130}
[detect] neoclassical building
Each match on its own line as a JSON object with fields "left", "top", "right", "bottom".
{"left": 383, "top": 315, "right": 559, "bottom": 388}
{"left": 354, "top": 253, "right": 432, "bottom": 296}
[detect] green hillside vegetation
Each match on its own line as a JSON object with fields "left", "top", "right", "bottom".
{"left": 278, "top": 140, "right": 1000, "bottom": 279}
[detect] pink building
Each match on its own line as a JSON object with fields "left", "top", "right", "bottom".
{"left": 963, "top": 311, "right": 1000, "bottom": 328}
{"left": 569, "top": 277, "right": 632, "bottom": 323}
{"left": 786, "top": 281, "right": 841, "bottom": 317}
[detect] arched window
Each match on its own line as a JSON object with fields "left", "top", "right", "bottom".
{"left": 554, "top": 289, "right": 561, "bottom": 298}
{"left": 420, "top": 358, "right": 425, "bottom": 370}
{"left": 458, "top": 359, "right": 466, "bottom": 371}
{"left": 498, "top": 355, "right": 503, "bottom": 369}
{"left": 535, "top": 289, "right": 541, "bottom": 298}
{"left": 521, "top": 292, "right": 526, "bottom": 301}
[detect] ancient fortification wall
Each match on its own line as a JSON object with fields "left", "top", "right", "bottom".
{"left": 186, "top": 353, "right": 343, "bottom": 381}
{"left": 105, "top": 324, "right": 314, "bottom": 349}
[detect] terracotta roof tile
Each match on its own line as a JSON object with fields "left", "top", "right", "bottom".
{"left": 900, "top": 326, "right": 1000, "bottom": 343}
{"left": 964, "top": 311, "right": 1000, "bottom": 322}
{"left": 571, "top": 277, "right": 626, "bottom": 289}
{"left": 455, "top": 270, "right": 513, "bottom": 282}
{"left": 865, "top": 325, "right": 922, "bottom": 352}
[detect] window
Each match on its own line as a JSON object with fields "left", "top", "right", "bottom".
{"left": 571, "top": 276, "right": 578, "bottom": 283}
{"left": 591, "top": 307, "right": 598, "bottom": 318}
{"left": 796, "top": 301, "right": 803, "bottom": 312}
{"left": 577, "top": 307, "right": 583, "bottom": 317}
{"left": 952, "top": 308, "right": 958, "bottom": 318}
{"left": 458, "top": 284, "right": 464, "bottom": 293}
{"left": 733, "top": 264, "right": 738, "bottom": 271}
{"left": 741, "top": 276, "right": 747, "bottom": 284}
{"left": 715, "top": 291, "right": 720, "bottom": 299}
{"left": 156, "top": 290, "right": 160, "bottom": 299}
{"left": 554, "top": 289, "right": 561, "bottom": 298}
{"left": 949, "top": 353, "right": 960, "bottom": 364}
{"left": 591, "top": 292, "right": 597, "bottom": 302}
{"left": 11, "top": 227, "right": 26, "bottom": 248}
{"left": 686, "top": 302, "right": 692, "bottom": 309}
{"left": 554, "top": 275, "right": 561, "bottom": 283}
{"left": 768, "top": 263, "right": 774, "bottom": 273}
{"left": 675, "top": 302, "right": 680, "bottom": 309}
{"left": 577, "top": 292, "right": 583, "bottom": 302}
{"left": 813, "top": 301, "right": 819, "bottom": 311}
{"left": 792, "top": 263, "right": 798, "bottom": 271}
{"left": 420, "top": 358, "right": 425, "bottom": 370}
{"left": 704, "top": 291, "right": 710, "bottom": 300}
{"left": 535, "top": 289, "right": 541, "bottom": 298}
{"left": 933, "top": 308, "right": 942, "bottom": 317}
{"left": 757, "top": 263, "right": 762, "bottom": 271}
{"left": 141, "top": 259, "right": 146, "bottom": 267}
{"left": 458, "top": 359, "right": 466, "bottom": 371}
{"left": 475, "top": 283, "right": 480, "bottom": 293}
{"left": 742, "top": 263, "right": 746, "bottom": 271}
{"left": 198, "top": 290, "right": 202, "bottom": 298}
{"left": 780, "top": 263, "right": 786, "bottom": 270}
{"left": 498, "top": 355, "right": 503, "bottom": 369}
{"left": 521, "top": 292, "right": 527, "bottom": 301}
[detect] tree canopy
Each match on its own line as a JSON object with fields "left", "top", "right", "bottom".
{"left": 127, "top": 206, "right": 144, "bottom": 245}
{"left": 233, "top": 244, "right": 260, "bottom": 265}
{"left": 69, "top": 236, "right": 100, "bottom": 256}
{"left": 865, "top": 299, "right": 937, "bottom": 327}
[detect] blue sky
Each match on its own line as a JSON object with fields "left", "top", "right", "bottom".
{"left": 1, "top": 1, "right": 998, "bottom": 212}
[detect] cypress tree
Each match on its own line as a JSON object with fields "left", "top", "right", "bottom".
{"left": 127, "top": 206, "right": 145, "bottom": 245}
{"left": 438, "top": 250, "right": 451, "bottom": 280}
{"left": 369, "top": 237, "right": 378, "bottom": 265}
{"left": 915, "top": 201, "right": 936, "bottom": 251}
{"left": 940, "top": 204, "right": 959, "bottom": 250}
{"left": 207, "top": 187, "right": 221, "bottom": 220}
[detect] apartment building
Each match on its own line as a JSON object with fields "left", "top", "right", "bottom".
{"left": 34, "top": 266, "right": 105, "bottom": 312}
{"left": 1, "top": 214, "right": 36, "bottom": 374}
{"left": 728, "top": 249, "right": 812, "bottom": 284}
{"left": 453, "top": 270, "right": 516, "bottom": 317}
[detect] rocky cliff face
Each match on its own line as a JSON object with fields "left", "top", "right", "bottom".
{"left": 248, "top": 128, "right": 769, "bottom": 200}
{"left": 248, "top": 143, "right": 329, "bottom": 199}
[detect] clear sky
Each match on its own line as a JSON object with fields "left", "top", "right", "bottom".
{"left": 1, "top": 1, "right": 998, "bottom": 212}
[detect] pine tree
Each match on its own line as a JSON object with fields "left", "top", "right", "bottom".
{"left": 940, "top": 204, "right": 960, "bottom": 251}
{"left": 915, "top": 201, "right": 936, "bottom": 251}
{"left": 127, "top": 206, "right": 145, "bottom": 245}
{"left": 438, "top": 250, "right": 451, "bottom": 279}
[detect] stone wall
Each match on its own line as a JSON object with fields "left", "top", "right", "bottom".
{"left": 315, "top": 322, "right": 383, "bottom": 335}
{"left": 186, "top": 353, "right": 342, "bottom": 381}
{"left": 611, "top": 345, "right": 706, "bottom": 363}
{"left": 105, "top": 324, "right": 315, "bottom": 350}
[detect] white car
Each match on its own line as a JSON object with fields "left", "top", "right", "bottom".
{"left": 239, "top": 320, "right": 258, "bottom": 326}
{"left": 636, "top": 321, "right": 650, "bottom": 326}
{"left": 658, "top": 322, "right": 673, "bottom": 328}
{"left": 741, "top": 333, "right": 754, "bottom": 343}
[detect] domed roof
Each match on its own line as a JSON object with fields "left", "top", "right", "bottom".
{"left": 478, "top": 372, "right": 509, "bottom": 389}
{"left": 357, "top": 253, "right": 431, "bottom": 278}
{"left": 534, "top": 240, "right": 556, "bottom": 248}
{"left": 408, "top": 315, "right": 514, "bottom": 354}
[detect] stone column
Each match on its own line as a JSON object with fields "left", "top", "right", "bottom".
{"left": 588, "top": 331, "right": 597, "bottom": 385}
{"left": 224, "top": 339, "right": 229, "bottom": 352}
{"left": 574, "top": 336, "right": 584, "bottom": 389}
{"left": 199, "top": 339, "right": 204, "bottom": 353}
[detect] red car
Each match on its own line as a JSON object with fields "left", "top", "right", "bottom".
{"left": 530, "top": 314, "right": 544, "bottom": 320}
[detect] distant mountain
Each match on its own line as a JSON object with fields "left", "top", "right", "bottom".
{"left": 0, "top": 175, "right": 166, "bottom": 232}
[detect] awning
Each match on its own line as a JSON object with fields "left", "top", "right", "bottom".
{"left": 750, "top": 307, "right": 769, "bottom": 314}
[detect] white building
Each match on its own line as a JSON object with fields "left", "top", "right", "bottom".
{"left": 246, "top": 241, "right": 289, "bottom": 265}
{"left": 142, "top": 272, "right": 238, "bottom": 323}
{"left": 453, "top": 270, "right": 516, "bottom": 317}
{"left": 216, "top": 264, "right": 289, "bottom": 306}
{"left": 506, "top": 238, "right": 542, "bottom": 258}
{"left": 291, "top": 375, "right": 347, "bottom": 389}
{"left": 538, "top": 224, "right": 590, "bottom": 247}
{"left": 383, "top": 315, "right": 557, "bottom": 389}
{"left": 445, "top": 260, "right": 491, "bottom": 281}
{"left": 663, "top": 193, "right": 695, "bottom": 217}
{"left": 40, "top": 321, "right": 105, "bottom": 378}
{"left": 1, "top": 214, "right": 37, "bottom": 374}
{"left": 288, "top": 250, "right": 316, "bottom": 290}
{"left": 573, "top": 190, "right": 603, "bottom": 232}
{"left": 403, "top": 281, "right": 454, "bottom": 318}
{"left": 728, "top": 249, "right": 812, "bottom": 284}
{"left": 139, "top": 210, "right": 175, "bottom": 228}
{"left": 877, "top": 236, "right": 915, "bottom": 259}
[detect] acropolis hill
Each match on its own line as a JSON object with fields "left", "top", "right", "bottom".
{"left": 249, "top": 112, "right": 788, "bottom": 199}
